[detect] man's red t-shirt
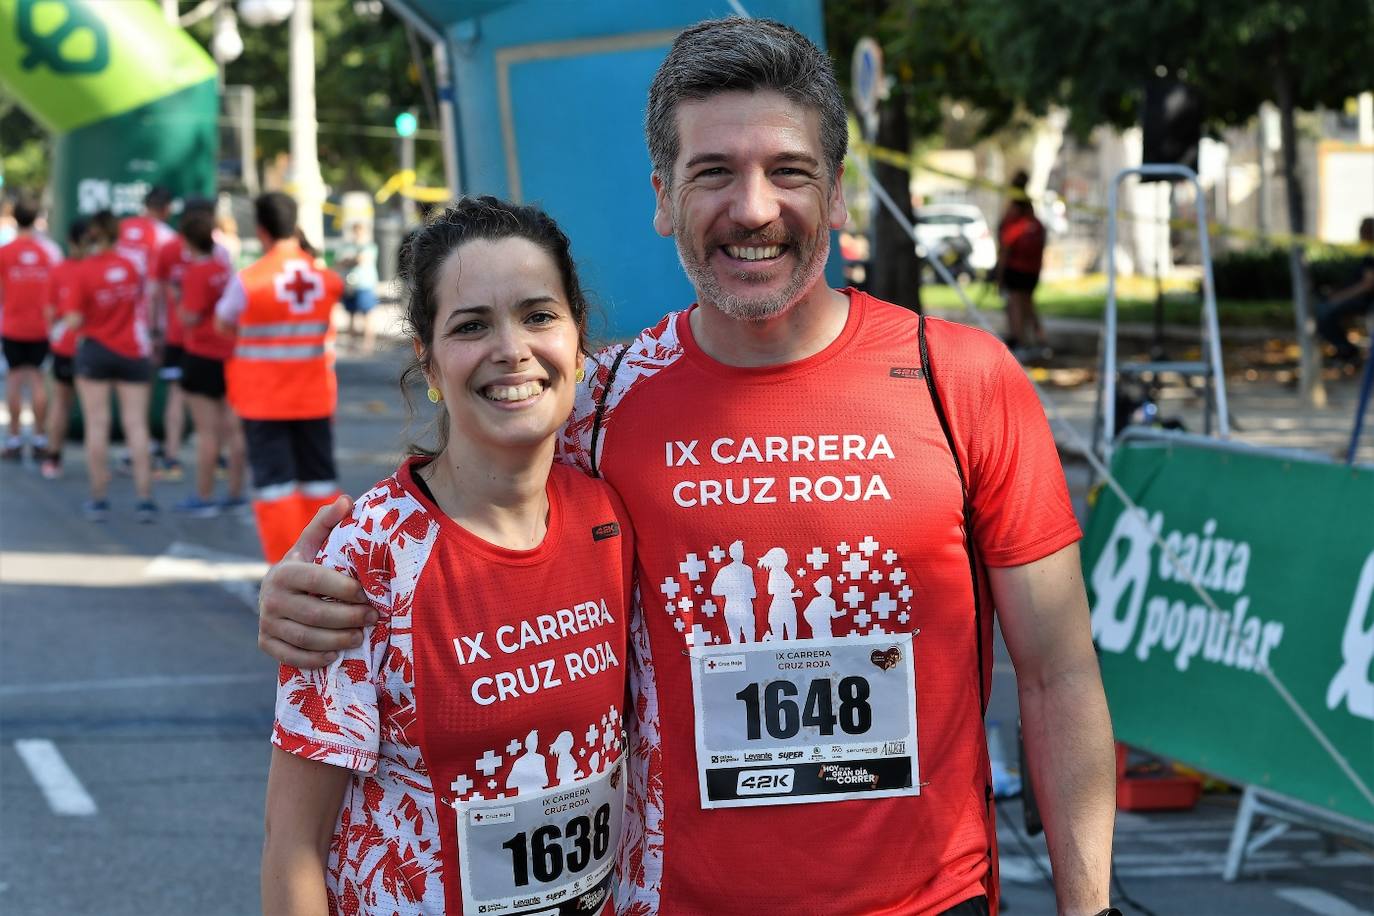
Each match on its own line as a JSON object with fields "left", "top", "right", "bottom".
{"left": 557, "top": 290, "right": 1081, "bottom": 916}
{"left": 180, "top": 256, "right": 234, "bottom": 361}
{"left": 0, "top": 234, "right": 63, "bottom": 341}
{"left": 998, "top": 212, "right": 1046, "bottom": 274}
{"left": 75, "top": 250, "right": 151, "bottom": 359}
{"left": 274, "top": 460, "right": 634, "bottom": 915}
{"left": 116, "top": 215, "right": 176, "bottom": 279}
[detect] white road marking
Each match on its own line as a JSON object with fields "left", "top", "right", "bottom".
{"left": 0, "top": 672, "right": 265, "bottom": 698}
{"left": 13, "top": 739, "right": 97, "bottom": 816}
{"left": 1, "top": 542, "right": 266, "bottom": 612}
{"left": 143, "top": 541, "right": 266, "bottom": 610}
{"left": 1273, "top": 888, "right": 1372, "bottom": 916}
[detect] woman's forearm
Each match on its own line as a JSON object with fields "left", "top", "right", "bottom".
{"left": 261, "top": 747, "right": 349, "bottom": 916}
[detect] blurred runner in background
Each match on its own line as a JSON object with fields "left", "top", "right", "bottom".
{"left": 58, "top": 211, "right": 157, "bottom": 522}
{"left": 995, "top": 171, "right": 1049, "bottom": 361}
{"left": 0, "top": 194, "right": 62, "bottom": 460}
{"left": 176, "top": 207, "right": 246, "bottom": 516}
{"left": 117, "top": 186, "right": 182, "bottom": 475}
{"left": 40, "top": 216, "right": 89, "bottom": 480}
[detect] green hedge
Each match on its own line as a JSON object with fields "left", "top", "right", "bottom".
{"left": 1210, "top": 247, "right": 1367, "bottom": 301}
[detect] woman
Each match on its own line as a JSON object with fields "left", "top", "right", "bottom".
{"left": 174, "top": 207, "right": 246, "bottom": 515}
{"left": 40, "top": 217, "right": 88, "bottom": 479}
{"left": 58, "top": 210, "right": 157, "bottom": 521}
{"left": 262, "top": 198, "right": 633, "bottom": 916}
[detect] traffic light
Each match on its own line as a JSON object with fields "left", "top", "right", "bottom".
{"left": 394, "top": 110, "right": 417, "bottom": 138}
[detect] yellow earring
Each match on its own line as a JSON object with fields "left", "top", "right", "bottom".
{"left": 575, "top": 366, "right": 586, "bottom": 383}
{"left": 427, "top": 386, "right": 443, "bottom": 403}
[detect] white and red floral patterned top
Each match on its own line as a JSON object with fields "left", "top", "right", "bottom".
{"left": 273, "top": 458, "right": 633, "bottom": 915}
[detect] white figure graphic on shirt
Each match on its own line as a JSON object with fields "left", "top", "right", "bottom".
{"left": 505, "top": 729, "right": 548, "bottom": 792}
{"left": 712, "top": 539, "right": 757, "bottom": 643}
{"left": 550, "top": 730, "right": 578, "bottom": 785}
{"left": 803, "top": 575, "right": 845, "bottom": 639}
{"left": 759, "top": 547, "right": 800, "bottom": 641}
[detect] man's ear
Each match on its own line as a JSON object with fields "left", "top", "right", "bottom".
{"left": 827, "top": 165, "right": 848, "bottom": 230}
{"left": 651, "top": 173, "right": 673, "bottom": 238}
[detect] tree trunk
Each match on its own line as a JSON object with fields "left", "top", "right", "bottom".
{"left": 868, "top": 88, "right": 921, "bottom": 313}
{"left": 1273, "top": 62, "right": 1325, "bottom": 407}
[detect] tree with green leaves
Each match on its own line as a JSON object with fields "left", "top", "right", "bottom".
{"left": 825, "top": 0, "right": 1024, "bottom": 313}
{"left": 188, "top": 0, "right": 442, "bottom": 193}
{"left": 969, "top": 0, "right": 1374, "bottom": 402}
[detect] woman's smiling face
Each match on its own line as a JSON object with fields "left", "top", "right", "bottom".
{"left": 422, "top": 236, "right": 581, "bottom": 457}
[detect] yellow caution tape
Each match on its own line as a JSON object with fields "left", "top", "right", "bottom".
{"left": 375, "top": 169, "right": 452, "bottom": 205}
{"left": 851, "top": 139, "right": 1373, "bottom": 256}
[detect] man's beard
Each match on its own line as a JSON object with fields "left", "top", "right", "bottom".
{"left": 672, "top": 217, "right": 832, "bottom": 323}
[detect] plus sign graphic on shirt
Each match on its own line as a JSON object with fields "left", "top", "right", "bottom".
{"left": 274, "top": 259, "right": 324, "bottom": 315}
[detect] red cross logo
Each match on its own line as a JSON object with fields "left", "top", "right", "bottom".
{"left": 274, "top": 259, "right": 324, "bottom": 314}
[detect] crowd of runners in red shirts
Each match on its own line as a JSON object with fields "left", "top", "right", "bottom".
{"left": 0, "top": 187, "right": 295, "bottom": 526}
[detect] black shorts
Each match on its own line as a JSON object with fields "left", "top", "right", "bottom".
{"left": 242, "top": 417, "right": 337, "bottom": 491}
{"left": 159, "top": 343, "right": 185, "bottom": 381}
{"left": 2, "top": 337, "right": 49, "bottom": 369}
{"left": 1001, "top": 268, "right": 1040, "bottom": 294}
{"left": 51, "top": 354, "right": 75, "bottom": 386}
{"left": 75, "top": 338, "right": 153, "bottom": 384}
{"left": 179, "top": 352, "right": 227, "bottom": 399}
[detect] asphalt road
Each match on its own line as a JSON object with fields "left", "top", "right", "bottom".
{"left": 1, "top": 340, "right": 1369, "bottom": 915}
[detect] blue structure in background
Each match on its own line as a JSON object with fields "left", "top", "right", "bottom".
{"left": 387, "top": 0, "right": 839, "bottom": 338}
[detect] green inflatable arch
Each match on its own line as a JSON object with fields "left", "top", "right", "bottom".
{"left": 0, "top": 0, "right": 218, "bottom": 237}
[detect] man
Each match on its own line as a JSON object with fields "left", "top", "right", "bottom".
{"left": 995, "top": 170, "right": 1049, "bottom": 361}
{"left": 215, "top": 192, "right": 343, "bottom": 562}
{"left": 0, "top": 195, "right": 62, "bottom": 459}
{"left": 257, "top": 18, "right": 1116, "bottom": 916}
{"left": 118, "top": 186, "right": 185, "bottom": 474}
{"left": 1316, "top": 216, "right": 1374, "bottom": 368}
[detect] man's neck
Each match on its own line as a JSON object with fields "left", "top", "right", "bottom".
{"left": 689, "top": 285, "right": 851, "bottom": 368}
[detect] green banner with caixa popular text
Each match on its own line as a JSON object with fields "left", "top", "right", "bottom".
{"left": 1082, "top": 436, "right": 1374, "bottom": 822}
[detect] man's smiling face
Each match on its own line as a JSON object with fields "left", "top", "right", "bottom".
{"left": 652, "top": 90, "right": 846, "bottom": 322}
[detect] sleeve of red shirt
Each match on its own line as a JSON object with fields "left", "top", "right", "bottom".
{"left": 153, "top": 239, "right": 174, "bottom": 282}
{"left": 967, "top": 344, "right": 1081, "bottom": 567}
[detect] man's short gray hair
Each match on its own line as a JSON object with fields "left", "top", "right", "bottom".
{"left": 646, "top": 17, "right": 847, "bottom": 185}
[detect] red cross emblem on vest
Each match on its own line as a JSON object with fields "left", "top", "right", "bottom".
{"left": 274, "top": 259, "right": 324, "bottom": 315}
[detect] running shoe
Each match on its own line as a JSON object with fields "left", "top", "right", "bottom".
{"left": 154, "top": 457, "right": 185, "bottom": 481}
{"left": 2, "top": 436, "right": 22, "bottom": 461}
{"left": 135, "top": 500, "right": 159, "bottom": 524}
{"left": 219, "top": 495, "right": 250, "bottom": 513}
{"left": 29, "top": 434, "right": 48, "bottom": 452}
{"left": 83, "top": 499, "right": 111, "bottom": 522}
{"left": 39, "top": 455, "right": 62, "bottom": 479}
{"left": 174, "top": 495, "right": 220, "bottom": 518}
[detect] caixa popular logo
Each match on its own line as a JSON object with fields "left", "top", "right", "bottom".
{"left": 736, "top": 768, "right": 794, "bottom": 796}
{"left": 1089, "top": 511, "right": 1286, "bottom": 674}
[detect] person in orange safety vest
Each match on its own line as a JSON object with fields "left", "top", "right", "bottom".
{"left": 214, "top": 192, "right": 344, "bottom": 562}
